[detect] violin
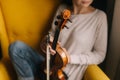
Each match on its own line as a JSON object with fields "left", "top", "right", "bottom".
{"left": 40, "top": 9, "right": 71, "bottom": 80}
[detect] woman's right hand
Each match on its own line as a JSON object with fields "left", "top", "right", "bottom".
{"left": 40, "top": 36, "right": 47, "bottom": 53}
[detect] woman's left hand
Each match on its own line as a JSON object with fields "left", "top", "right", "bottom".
{"left": 48, "top": 45, "right": 56, "bottom": 55}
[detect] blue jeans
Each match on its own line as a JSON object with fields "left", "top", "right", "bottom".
{"left": 9, "top": 41, "right": 45, "bottom": 80}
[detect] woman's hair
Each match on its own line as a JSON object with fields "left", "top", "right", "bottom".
{"left": 62, "top": 0, "right": 72, "bottom": 6}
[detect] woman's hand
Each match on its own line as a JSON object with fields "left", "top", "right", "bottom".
{"left": 40, "top": 36, "right": 57, "bottom": 55}
{"left": 40, "top": 36, "right": 47, "bottom": 53}
{"left": 48, "top": 45, "right": 56, "bottom": 55}
{"left": 40, "top": 36, "right": 70, "bottom": 62}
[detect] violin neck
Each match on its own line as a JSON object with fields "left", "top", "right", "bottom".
{"left": 52, "top": 28, "right": 60, "bottom": 50}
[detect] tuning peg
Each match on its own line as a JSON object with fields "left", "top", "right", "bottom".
{"left": 54, "top": 21, "right": 59, "bottom": 25}
{"left": 57, "top": 15, "right": 62, "bottom": 19}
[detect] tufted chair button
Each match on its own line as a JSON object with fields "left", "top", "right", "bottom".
{"left": 12, "top": 32, "right": 17, "bottom": 36}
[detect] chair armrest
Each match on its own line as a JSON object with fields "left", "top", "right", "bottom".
{"left": 0, "top": 60, "right": 11, "bottom": 80}
{"left": 0, "top": 59, "right": 17, "bottom": 80}
{"left": 0, "top": 59, "right": 110, "bottom": 80}
{"left": 83, "top": 65, "right": 110, "bottom": 80}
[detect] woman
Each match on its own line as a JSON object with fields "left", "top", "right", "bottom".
{"left": 9, "top": 0, "right": 107, "bottom": 80}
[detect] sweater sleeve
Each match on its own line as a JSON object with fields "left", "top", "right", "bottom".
{"left": 69, "top": 12, "right": 108, "bottom": 65}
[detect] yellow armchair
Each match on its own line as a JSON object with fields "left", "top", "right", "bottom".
{"left": 0, "top": 0, "right": 110, "bottom": 80}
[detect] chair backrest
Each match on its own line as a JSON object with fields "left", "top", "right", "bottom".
{"left": 0, "top": 0, "right": 60, "bottom": 59}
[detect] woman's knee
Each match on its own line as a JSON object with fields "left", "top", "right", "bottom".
{"left": 8, "top": 40, "right": 27, "bottom": 57}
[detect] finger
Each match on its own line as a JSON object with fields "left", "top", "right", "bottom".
{"left": 50, "top": 49, "right": 56, "bottom": 54}
{"left": 48, "top": 44, "right": 52, "bottom": 50}
{"left": 57, "top": 41, "right": 61, "bottom": 45}
{"left": 50, "top": 36, "right": 54, "bottom": 42}
{"left": 49, "top": 48, "right": 56, "bottom": 55}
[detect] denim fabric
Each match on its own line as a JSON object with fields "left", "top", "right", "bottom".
{"left": 9, "top": 41, "right": 45, "bottom": 80}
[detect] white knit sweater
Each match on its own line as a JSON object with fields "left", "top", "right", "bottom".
{"left": 50, "top": 4, "right": 107, "bottom": 80}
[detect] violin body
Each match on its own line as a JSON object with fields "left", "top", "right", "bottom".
{"left": 50, "top": 43, "right": 68, "bottom": 80}
{"left": 40, "top": 43, "right": 68, "bottom": 80}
